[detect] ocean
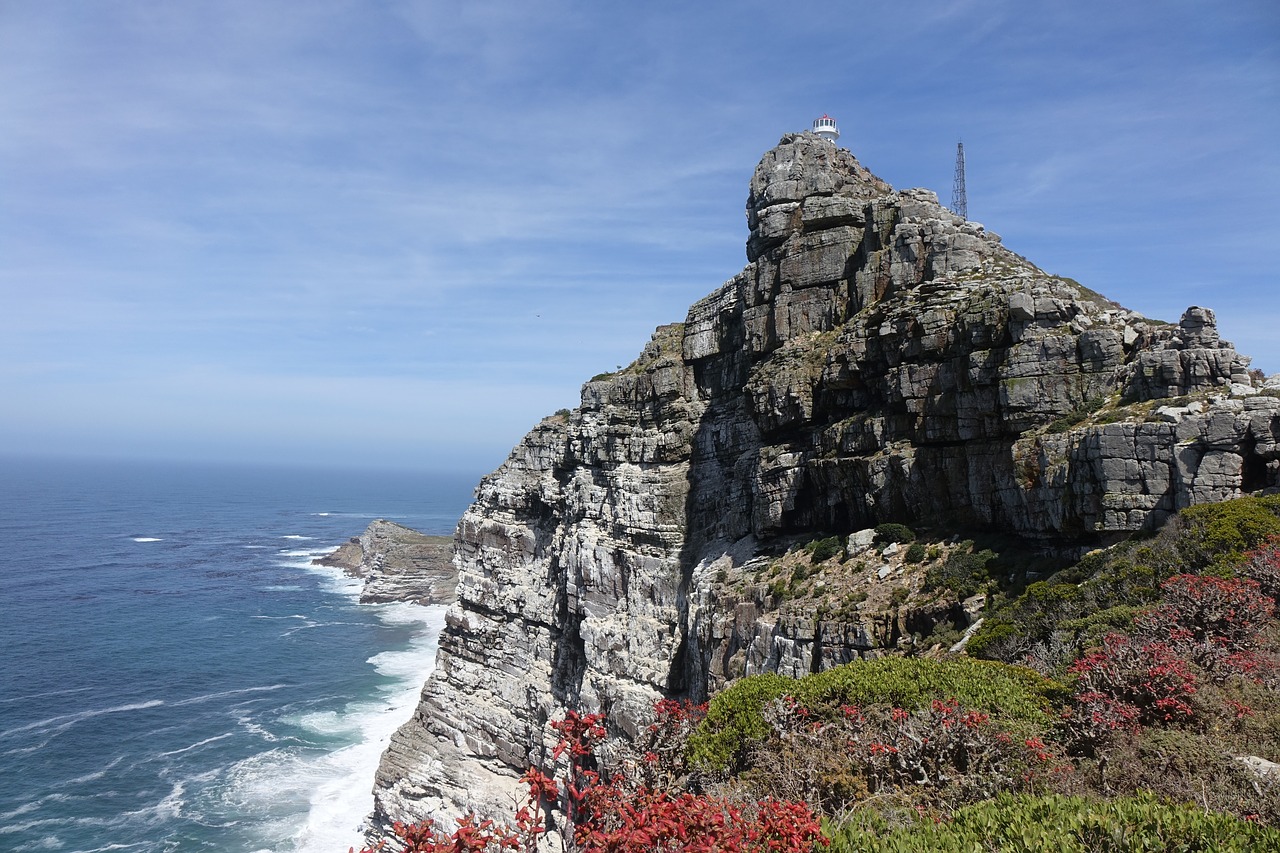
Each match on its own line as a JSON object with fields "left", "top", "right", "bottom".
{"left": 0, "top": 455, "right": 481, "bottom": 853}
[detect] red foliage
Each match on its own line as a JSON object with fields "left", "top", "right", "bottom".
{"left": 1062, "top": 632, "right": 1200, "bottom": 756}
{"left": 1069, "top": 633, "right": 1198, "bottom": 724}
{"left": 631, "top": 700, "right": 706, "bottom": 790}
{"left": 1243, "top": 537, "right": 1280, "bottom": 598}
{"left": 357, "top": 702, "right": 825, "bottom": 853}
{"left": 1139, "top": 574, "right": 1273, "bottom": 650}
{"left": 760, "top": 693, "right": 1057, "bottom": 803}
{"left": 1134, "top": 573, "right": 1275, "bottom": 678}
{"left": 572, "top": 787, "right": 825, "bottom": 853}
{"left": 351, "top": 816, "right": 526, "bottom": 853}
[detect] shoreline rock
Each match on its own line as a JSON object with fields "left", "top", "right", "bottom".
{"left": 313, "top": 519, "right": 458, "bottom": 605}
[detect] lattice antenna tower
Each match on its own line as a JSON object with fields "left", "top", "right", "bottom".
{"left": 950, "top": 141, "right": 968, "bottom": 219}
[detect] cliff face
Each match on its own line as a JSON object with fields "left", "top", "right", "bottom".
{"left": 370, "top": 132, "right": 1280, "bottom": 830}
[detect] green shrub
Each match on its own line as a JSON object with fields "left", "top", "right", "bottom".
{"left": 925, "top": 548, "right": 997, "bottom": 598}
{"left": 1003, "top": 581, "right": 1086, "bottom": 637}
{"left": 874, "top": 523, "right": 915, "bottom": 545}
{"left": 804, "top": 536, "right": 844, "bottom": 563}
{"left": 903, "top": 542, "right": 927, "bottom": 563}
{"left": 1060, "top": 605, "right": 1142, "bottom": 644}
{"left": 824, "top": 791, "right": 1279, "bottom": 852}
{"left": 686, "top": 672, "right": 791, "bottom": 771}
{"left": 688, "top": 657, "right": 1061, "bottom": 771}
{"left": 972, "top": 500, "right": 1280, "bottom": 667}
{"left": 1179, "top": 494, "right": 1280, "bottom": 570}
{"left": 965, "top": 617, "right": 1019, "bottom": 660}
{"left": 769, "top": 580, "right": 788, "bottom": 600}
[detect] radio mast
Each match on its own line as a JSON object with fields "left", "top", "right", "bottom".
{"left": 950, "top": 141, "right": 967, "bottom": 219}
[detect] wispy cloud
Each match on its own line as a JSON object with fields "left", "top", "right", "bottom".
{"left": 2, "top": 1, "right": 1277, "bottom": 469}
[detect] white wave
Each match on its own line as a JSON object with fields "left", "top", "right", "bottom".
{"left": 132, "top": 537, "right": 162, "bottom": 543}
{"left": 56, "top": 756, "right": 124, "bottom": 788}
{"left": 0, "top": 700, "right": 164, "bottom": 741}
{"left": 0, "top": 807, "right": 144, "bottom": 835}
{"left": 295, "top": 560, "right": 363, "bottom": 598}
{"left": 208, "top": 605, "right": 448, "bottom": 852}
{"left": 277, "top": 548, "right": 333, "bottom": 559}
{"left": 0, "top": 799, "right": 42, "bottom": 820}
{"left": 0, "top": 817, "right": 58, "bottom": 834}
{"left": 156, "top": 732, "right": 235, "bottom": 757}
{"left": 171, "top": 684, "right": 289, "bottom": 708}
{"left": 314, "top": 512, "right": 331, "bottom": 516}
{"left": 287, "top": 709, "right": 362, "bottom": 739}
{"left": 371, "top": 600, "right": 435, "bottom": 627}
{"left": 152, "top": 779, "right": 186, "bottom": 821}
{"left": 289, "top": 604, "right": 447, "bottom": 852}
{"left": 3, "top": 738, "right": 55, "bottom": 756}
{"left": 236, "top": 716, "right": 282, "bottom": 744}
{"left": 282, "top": 535, "right": 314, "bottom": 540}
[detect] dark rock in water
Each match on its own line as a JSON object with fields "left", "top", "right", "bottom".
{"left": 314, "top": 519, "right": 456, "bottom": 605}
{"left": 368, "top": 131, "right": 1280, "bottom": 835}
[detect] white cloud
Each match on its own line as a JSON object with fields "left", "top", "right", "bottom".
{"left": 2, "top": 0, "right": 1277, "bottom": 468}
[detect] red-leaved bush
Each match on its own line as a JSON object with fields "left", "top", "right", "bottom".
{"left": 1062, "top": 632, "right": 1198, "bottom": 754}
{"left": 1134, "top": 574, "right": 1275, "bottom": 677}
{"left": 354, "top": 705, "right": 826, "bottom": 853}
{"left": 754, "top": 693, "right": 1059, "bottom": 811}
{"left": 1243, "top": 537, "right": 1280, "bottom": 599}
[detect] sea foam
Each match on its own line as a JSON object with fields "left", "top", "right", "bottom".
{"left": 288, "top": 603, "right": 445, "bottom": 852}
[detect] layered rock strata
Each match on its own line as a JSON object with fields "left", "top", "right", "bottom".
{"left": 370, "top": 132, "right": 1280, "bottom": 834}
{"left": 314, "top": 519, "right": 457, "bottom": 605}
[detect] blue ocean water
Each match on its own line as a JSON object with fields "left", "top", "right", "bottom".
{"left": 0, "top": 456, "right": 479, "bottom": 853}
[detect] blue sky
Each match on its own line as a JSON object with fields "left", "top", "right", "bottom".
{"left": 2, "top": 1, "right": 1277, "bottom": 474}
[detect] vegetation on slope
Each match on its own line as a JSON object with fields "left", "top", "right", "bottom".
{"left": 361, "top": 496, "right": 1280, "bottom": 851}
{"left": 688, "top": 657, "right": 1062, "bottom": 773}
{"left": 824, "top": 792, "right": 1280, "bottom": 852}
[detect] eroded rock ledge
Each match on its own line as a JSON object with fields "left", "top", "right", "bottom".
{"left": 314, "top": 519, "right": 457, "bottom": 605}
{"left": 369, "top": 132, "right": 1279, "bottom": 836}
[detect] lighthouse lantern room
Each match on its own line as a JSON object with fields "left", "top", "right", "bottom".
{"left": 812, "top": 114, "right": 839, "bottom": 142}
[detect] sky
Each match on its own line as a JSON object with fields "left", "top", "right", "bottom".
{"left": 2, "top": 1, "right": 1277, "bottom": 475}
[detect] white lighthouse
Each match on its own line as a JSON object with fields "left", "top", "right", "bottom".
{"left": 812, "top": 114, "right": 839, "bottom": 142}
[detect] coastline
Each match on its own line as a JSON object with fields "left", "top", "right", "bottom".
{"left": 287, "top": 517, "right": 458, "bottom": 851}
{"left": 290, "top": 552, "right": 448, "bottom": 852}
{"left": 0, "top": 457, "right": 473, "bottom": 853}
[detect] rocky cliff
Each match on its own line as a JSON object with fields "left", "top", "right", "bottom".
{"left": 369, "top": 132, "right": 1280, "bottom": 833}
{"left": 314, "top": 519, "right": 457, "bottom": 605}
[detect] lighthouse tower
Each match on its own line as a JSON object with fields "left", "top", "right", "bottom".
{"left": 812, "top": 114, "right": 839, "bottom": 142}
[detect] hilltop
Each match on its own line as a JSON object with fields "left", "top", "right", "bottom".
{"left": 365, "top": 131, "right": 1280, "bottom": 841}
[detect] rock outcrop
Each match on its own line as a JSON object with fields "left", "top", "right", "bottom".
{"left": 369, "top": 132, "right": 1280, "bottom": 835}
{"left": 314, "top": 519, "right": 457, "bottom": 605}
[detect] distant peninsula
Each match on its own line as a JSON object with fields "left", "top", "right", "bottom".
{"left": 314, "top": 519, "right": 457, "bottom": 605}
